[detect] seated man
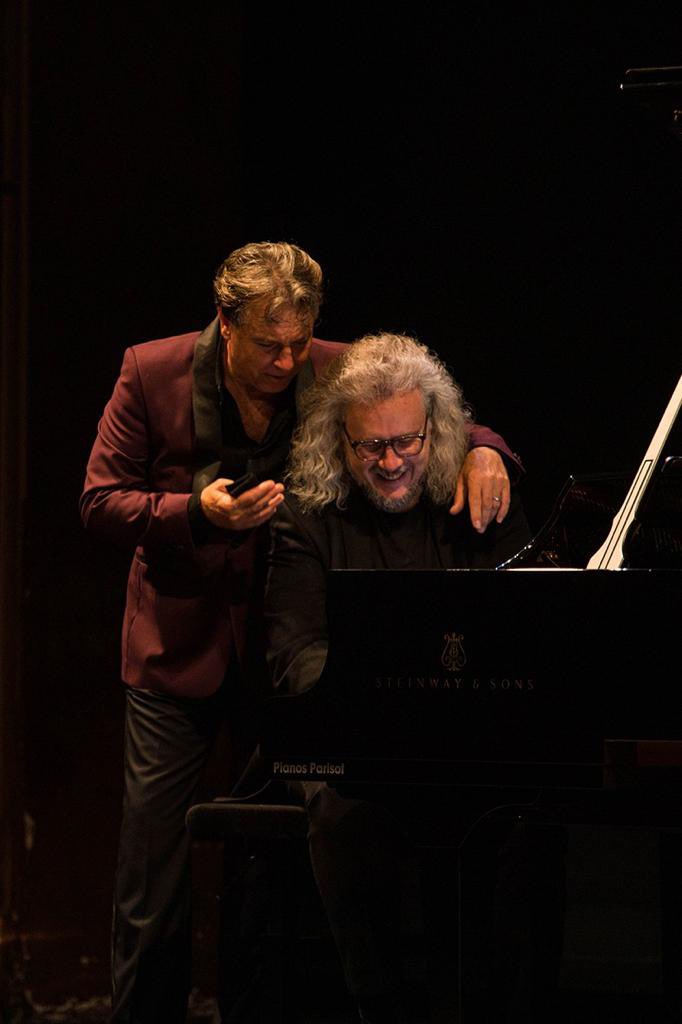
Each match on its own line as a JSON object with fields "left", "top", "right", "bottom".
{"left": 264, "top": 334, "right": 562, "bottom": 1022}
{"left": 266, "top": 331, "right": 530, "bottom": 694}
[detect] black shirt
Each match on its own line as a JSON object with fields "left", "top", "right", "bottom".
{"left": 188, "top": 373, "right": 297, "bottom": 544}
{"left": 368, "top": 501, "right": 444, "bottom": 569}
{"left": 218, "top": 380, "right": 297, "bottom": 482}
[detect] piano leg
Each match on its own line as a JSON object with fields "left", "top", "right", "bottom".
{"left": 449, "top": 812, "right": 567, "bottom": 1024}
{"left": 418, "top": 847, "right": 460, "bottom": 1024}
{"left": 305, "top": 786, "right": 569, "bottom": 1023}
{"left": 659, "top": 831, "right": 682, "bottom": 1016}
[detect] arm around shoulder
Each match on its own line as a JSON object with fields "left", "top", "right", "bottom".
{"left": 467, "top": 421, "right": 524, "bottom": 478}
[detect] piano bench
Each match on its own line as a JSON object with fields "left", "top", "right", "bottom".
{"left": 186, "top": 799, "right": 308, "bottom": 842}
{"left": 186, "top": 798, "right": 342, "bottom": 1024}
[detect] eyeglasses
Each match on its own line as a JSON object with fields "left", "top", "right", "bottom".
{"left": 343, "top": 416, "right": 429, "bottom": 462}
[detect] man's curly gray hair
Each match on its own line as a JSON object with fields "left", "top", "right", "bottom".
{"left": 213, "top": 241, "right": 323, "bottom": 325}
{"left": 287, "top": 332, "right": 472, "bottom": 512}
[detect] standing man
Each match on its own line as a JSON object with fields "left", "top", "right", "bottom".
{"left": 80, "top": 242, "right": 518, "bottom": 1022}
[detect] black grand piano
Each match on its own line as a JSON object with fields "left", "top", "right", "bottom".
{"left": 260, "top": 374, "right": 682, "bottom": 800}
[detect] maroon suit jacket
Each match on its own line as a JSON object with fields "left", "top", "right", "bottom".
{"left": 81, "top": 319, "right": 518, "bottom": 698}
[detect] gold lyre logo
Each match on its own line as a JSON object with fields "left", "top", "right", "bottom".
{"left": 441, "top": 632, "right": 466, "bottom": 671}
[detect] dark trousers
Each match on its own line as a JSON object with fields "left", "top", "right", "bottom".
{"left": 111, "top": 685, "right": 233, "bottom": 1024}
{"left": 307, "top": 786, "right": 567, "bottom": 1023}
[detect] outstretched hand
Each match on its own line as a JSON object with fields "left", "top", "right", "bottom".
{"left": 200, "top": 478, "right": 284, "bottom": 531}
{"left": 450, "top": 447, "right": 510, "bottom": 533}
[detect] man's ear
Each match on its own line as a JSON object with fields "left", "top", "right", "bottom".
{"left": 217, "top": 307, "right": 231, "bottom": 341}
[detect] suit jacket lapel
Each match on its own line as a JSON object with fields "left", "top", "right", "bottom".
{"left": 191, "top": 318, "right": 224, "bottom": 496}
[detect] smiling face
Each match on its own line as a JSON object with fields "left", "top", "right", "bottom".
{"left": 219, "top": 297, "right": 313, "bottom": 398}
{"left": 342, "top": 389, "right": 431, "bottom": 512}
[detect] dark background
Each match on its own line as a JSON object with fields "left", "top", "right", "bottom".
{"left": 21, "top": 0, "right": 681, "bottom": 1006}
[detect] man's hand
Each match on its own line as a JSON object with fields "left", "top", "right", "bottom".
{"left": 450, "top": 447, "right": 510, "bottom": 533}
{"left": 200, "top": 478, "right": 284, "bottom": 531}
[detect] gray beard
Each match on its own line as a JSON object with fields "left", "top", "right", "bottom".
{"left": 359, "top": 477, "right": 425, "bottom": 513}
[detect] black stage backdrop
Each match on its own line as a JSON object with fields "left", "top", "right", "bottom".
{"left": 22, "top": 0, "right": 682, "bottom": 1004}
